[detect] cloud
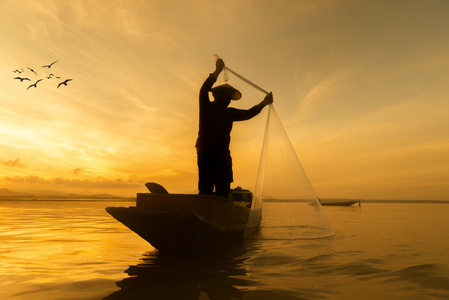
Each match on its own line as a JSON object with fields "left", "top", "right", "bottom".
{"left": 2, "top": 0, "right": 448, "bottom": 201}
{"left": 2, "top": 175, "right": 141, "bottom": 189}
{"left": 73, "top": 168, "right": 84, "bottom": 175}
{"left": 2, "top": 158, "right": 26, "bottom": 168}
{"left": 1, "top": 168, "right": 199, "bottom": 195}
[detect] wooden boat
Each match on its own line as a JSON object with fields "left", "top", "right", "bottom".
{"left": 319, "top": 199, "right": 361, "bottom": 206}
{"left": 106, "top": 183, "right": 256, "bottom": 252}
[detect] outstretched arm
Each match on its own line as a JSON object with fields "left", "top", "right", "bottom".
{"left": 250, "top": 92, "right": 274, "bottom": 113}
{"left": 260, "top": 92, "right": 274, "bottom": 107}
{"left": 231, "top": 92, "right": 274, "bottom": 121}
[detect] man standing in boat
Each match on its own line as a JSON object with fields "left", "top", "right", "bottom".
{"left": 196, "top": 58, "right": 273, "bottom": 199}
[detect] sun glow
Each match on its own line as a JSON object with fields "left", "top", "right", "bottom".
{"left": 1, "top": 1, "right": 448, "bottom": 199}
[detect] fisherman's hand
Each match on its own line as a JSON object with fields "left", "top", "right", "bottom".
{"left": 216, "top": 58, "right": 225, "bottom": 70}
{"left": 212, "top": 59, "right": 225, "bottom": 78}
{"left": 263, "top": 92, "right": 273, "bottom": 106}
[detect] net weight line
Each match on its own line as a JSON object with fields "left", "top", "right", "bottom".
{"left": 213, "top": 54, "right": 270, "bottom": 95}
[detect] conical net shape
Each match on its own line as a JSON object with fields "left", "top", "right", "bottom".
{"left": 246, "top": 105, "right": 334, "bottom": 239}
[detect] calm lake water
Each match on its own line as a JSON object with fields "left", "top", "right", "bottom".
{"left": 1, "top": 200, "right": 449, "bottom": 300}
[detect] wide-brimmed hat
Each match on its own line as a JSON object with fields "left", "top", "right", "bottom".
{"left": 210, "top": 83, "right": 242, "bottom": 100}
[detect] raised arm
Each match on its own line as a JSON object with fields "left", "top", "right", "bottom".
{"left": 199, "top": 59, "right": 226, "bottom": 107}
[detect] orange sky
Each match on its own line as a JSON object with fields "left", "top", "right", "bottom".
{"left": 1, "top": 0, "right": 448, "bottom": 199}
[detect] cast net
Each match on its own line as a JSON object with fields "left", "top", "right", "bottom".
{"left": 214, "top": 55, "right": 334, "bottom": 239}
{"left": 245, "top": 105, "right": 334, "bottom": 239}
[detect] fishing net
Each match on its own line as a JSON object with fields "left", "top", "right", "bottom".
{"left": 214, "top": 55, "right": 334, "bottom": 239}
{"left": 246, "top": 105, "right": 335, "bottom": 239}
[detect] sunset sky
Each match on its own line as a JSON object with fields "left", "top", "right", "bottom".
{"left": 1, "top": 0, "right": 448, "bottom": 200}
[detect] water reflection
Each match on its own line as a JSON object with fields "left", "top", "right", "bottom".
{"left": 104, "top": 244, "right": 255, "bottom": 300}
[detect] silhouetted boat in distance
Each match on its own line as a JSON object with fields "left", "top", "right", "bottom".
{"left": 106, "top": 183, "right": 256, "bottom": 252}
{"left": 319, "top": 199, "right": 361, "bottom": 206}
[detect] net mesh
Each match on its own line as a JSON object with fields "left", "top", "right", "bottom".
{"left": 246, "top": 105, "right": 334, "bottom": 239}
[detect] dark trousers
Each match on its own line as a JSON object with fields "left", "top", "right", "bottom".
{"left": 197, "top": 150, "right": 233, "bottom": 197}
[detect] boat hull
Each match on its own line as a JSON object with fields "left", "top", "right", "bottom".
{"left": 106, "top": 193, "right": 254, "bottom": 252}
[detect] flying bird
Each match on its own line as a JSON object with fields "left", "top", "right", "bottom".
{"left": 57, "top": 79, "right": 72, "bottom": 88}
{"left": 27, "top": 79, "right": 43, "bottom": 90}
{"left": 42, "top": 60, "right": 59, "bottom": 68}
{"left": 27, "top": 67, "right": 37, "bottom": 75}
{"left": 13, "top": 69, "right": 24, "bottom": 74}
{"left": 14, "top": 77, "right": 31, "bottom": 82}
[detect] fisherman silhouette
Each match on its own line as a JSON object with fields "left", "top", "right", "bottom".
{"left": 195, "top": 58, "right": 273, "bottom": 198}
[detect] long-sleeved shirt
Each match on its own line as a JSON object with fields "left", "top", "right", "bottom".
{"left": 195, "top": 74, "right": 265, "bottom": 153}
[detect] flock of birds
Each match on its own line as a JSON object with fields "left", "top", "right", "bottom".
{"left": 13, "top": 60, "right": 73, "bottom": 90}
